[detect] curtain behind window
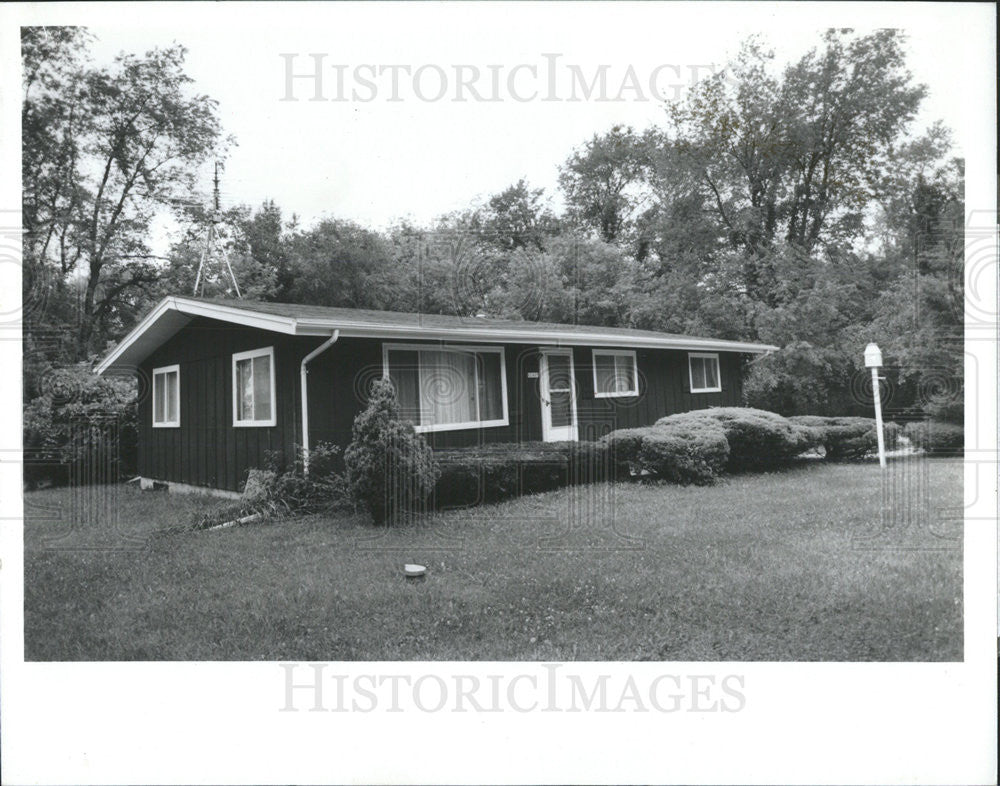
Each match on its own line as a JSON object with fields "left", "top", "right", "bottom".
{"left": 252, "top": 354, "right": 271, "bottom": 420}
{"left": 387, "top": 348, "right": 504, "bottom": 427}
{"left": 690, "top": 356, "right": 719, "bottom": 390}
{"left": 387, "top": 349, "right": 421, "bottom": 424}
{"left": 595, "top": 353, "right": 634, "bottom": 394}
{"left": 704, "top": 357, "right": 719, "bottom": 388}
{"left": 164, "top": 371, "right": 178, "bottom": 422}
{"left": 420, "top": 349, "right": 476, "bottom": 425}
{"left": 476, "top": 351, "right": 503, "bottom": 421}
{"left": 594, "top": 354, "right": 616, "bottom": 394}
{"left": 236, "top": 359, "right": 253, "bottom": 420}
{"left": 154, "top": 375, "right": 165, "bottom": 422}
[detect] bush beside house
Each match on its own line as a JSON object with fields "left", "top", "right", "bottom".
{"left": 656, "top": 407, "right": 819, "bottom": 469}
{"left": 436, "top": 406, "right": 907, "bottom": 508}
{"left": 23, "top": 364, "right": 137, "bottom": 489}
{"left": 635, "top": 420, "right": 730, "bottom": 485}
{"left": 192, "top": 404, "right": 917, "bottom": 527}
{"left": 344, "top": 378, "right": 440, "bottom": 524}
{"left": 433, "top": 441, "right": 610, "bottom": 508}
{"left": 790, "top": 415, "right": 901, "bottom": 460}
{"left": 194, "top": 442, "right": 348, "bottom": 529}
{"left": 903, "top": 421, "right": 964, "bottom": 456}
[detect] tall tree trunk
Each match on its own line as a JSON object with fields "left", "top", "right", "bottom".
{"left": 77, "top": 259, "right": 101, "bottom": 358}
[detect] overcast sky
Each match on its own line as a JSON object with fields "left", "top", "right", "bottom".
{"left": 19, "top": 2, "right": 990, "bottom": 237}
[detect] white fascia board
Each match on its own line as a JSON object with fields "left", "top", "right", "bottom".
{"left": 96, "top": 297, "right": 176, "bottom": 375}
{"left": 293, "top": 319, "right": 777, "bottom": 353}
{"left": 96, "top": 297, "right": 299, "bottom": 375}
{"left": 98, "top": 297, "right": 776, "bottom": 376}
{"left": 168, "top": 297, "right": 299, "bottom": 334}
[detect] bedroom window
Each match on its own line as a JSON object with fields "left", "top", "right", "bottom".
{"left": 688, "top": 352, "right": 721, "bottom": 393}
{"left": 592, "top": 349, "right": 638, "bottom": 398}
{"left": 383, "top": 344, "right": 508, "bottom": 432}
{"left": 232, "top": 346, "right": 276, "bottom": 427}
{"left": 152, "top": 364, "right": 180, "bottom": 427}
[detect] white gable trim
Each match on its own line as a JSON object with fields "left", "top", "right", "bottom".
{"left": 95, "top": 296, "right": 299, "bottom": 375}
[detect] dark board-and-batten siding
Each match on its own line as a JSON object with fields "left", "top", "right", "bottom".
{"left": 137, "top": 316, "right": 746, "bottom": 492}
{"left": 137, "top": 318, "right": 307, "bottom": 492}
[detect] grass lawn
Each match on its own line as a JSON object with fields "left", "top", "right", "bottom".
{"left": 24, "top": 457, "right": 962, "bottom": 661}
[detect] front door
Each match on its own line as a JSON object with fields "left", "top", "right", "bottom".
{"left": 539, "top": 349, "right": 578, "bottom": 442}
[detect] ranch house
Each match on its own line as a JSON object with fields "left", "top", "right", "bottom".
{"left": 96, "top": 296, "right": 776, "bottom": 493}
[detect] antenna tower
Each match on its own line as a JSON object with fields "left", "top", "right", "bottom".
{"left": 192, "top": 161, "right": 242, "bottom": 298}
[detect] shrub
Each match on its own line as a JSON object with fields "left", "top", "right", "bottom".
{"left": 265, "top": 442, "right": 349, "bottom": 514}
{"left": 636, "top": 420, "right": 730, "bottom": 485}
{"left": 656, "top": 407, "right": 819, "bottom": 470}
{"left": 903, "top": 421, "right": 964, "bottom": 456}
{"left": 790, "top": 416, "right": 901, "bottom": 460}
{"left": 600, "top": 428, "right": 650, "bottom": 479}
{"left": 344, "top": 379, "right": 439, "bottom": 524}
{"left": 433, "top": 441, "right": 611, "bottom": 508}
{"left": 192, "top": 442, "right": 348, "bottom": 530}
{"left": 922, "top": 392, "right": 963, "bottom": 425}
{"left": 23, "top": 364, "right": 137, "bottom": 489}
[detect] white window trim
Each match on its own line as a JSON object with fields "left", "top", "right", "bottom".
{"left": 151, "top": 364, "right": 180, "bottom": 428}
{"left": 591, "top": 349, "right": 639, "bottom": 398}
{"left": 688, "top": 352, "right": 722, "bottom": 393}
{"left": 381, "top": 342, "right": 510, "bottom": 433}
{"left": 232, "top": 346, "right": 277, "bottom": 427}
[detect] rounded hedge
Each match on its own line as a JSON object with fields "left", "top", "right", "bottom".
{"left": 656, "top": 407, "right": 819, "bottom": 470}
{"left": 789, "top": 415, "right": 901, "bottom": 460}
{"left": 636, "top": 420, "right": 730, "bottom": 485}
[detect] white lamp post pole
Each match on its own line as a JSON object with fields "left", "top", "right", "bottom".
{"left": 864, "top": 343, "right": 886, "bottom": 468}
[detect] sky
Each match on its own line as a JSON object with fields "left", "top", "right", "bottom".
{"left": 14, "top": 2, "right": 991, "bottom": 239}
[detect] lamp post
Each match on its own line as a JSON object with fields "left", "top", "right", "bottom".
{"left": 864, "top": 343, "right": 886, "bottom": 468}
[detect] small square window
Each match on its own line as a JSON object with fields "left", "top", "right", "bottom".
{"left": 152, "top": 365, "right": 180, "bottom": 427}
{"left": 688, "top": 353, "right": 721, "bottom": 393}
{"left": 592, "top": 350, "right": 638, "bottom": 398}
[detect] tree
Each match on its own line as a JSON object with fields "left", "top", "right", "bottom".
{"left": 869, "top": 158, "right": 964, "bottom": 422}
{"left": 284, "top": 218, "right": 395, "bottom": 308}
{"left": 22, "top": 29, "right": 227, "bottom": 357}
{"left": 657, "top": 30, "right": 926, "bottom": 303}
{"left": 237, "top": 200, "right": 294, "bottom": 300}
{"left": 559, "top": 125, "right": 656, "bottom": 244}
{"left": 22, "top": 27, "right": 94, "bottom": 281}
{"left": 477, "top": 179, "right": 559, "bottom": 252}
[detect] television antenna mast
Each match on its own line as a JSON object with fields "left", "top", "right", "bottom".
{"left": 192, "top": 161, "right": 242, "bottom": 298}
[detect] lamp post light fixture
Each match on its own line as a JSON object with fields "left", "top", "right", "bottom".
{"left": 864, "top": 343, "right": 887, "bottom": 468}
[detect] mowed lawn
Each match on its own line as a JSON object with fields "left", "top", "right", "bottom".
{"left": 24, "top": 457, "right": 963, "bottom": 661}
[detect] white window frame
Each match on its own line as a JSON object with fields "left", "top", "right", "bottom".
{"left": 688, "top": 352, "right": 722, "bottom": 393}
{"left": 151, "top": 364, "right": 180, "bottom": 428}
{"left": 591, "top": 349, "right": 639, "bottom": 398}
{"left": 232, "top": 346, "right": 277, "bottom": 427}
{"left": 381, "top": 343, "right": 510, "bottom": 433}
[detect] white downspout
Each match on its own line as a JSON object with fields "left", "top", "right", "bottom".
{"left": 300, "top": 330, "right": 339, "bottom": 474}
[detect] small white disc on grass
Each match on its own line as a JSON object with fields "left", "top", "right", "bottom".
{"left": 404, "top": 564, "right": 426, "bottom": 577}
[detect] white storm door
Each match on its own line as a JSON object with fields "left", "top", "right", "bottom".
{"left": 539, "top": 349, "right": 578, "bottom": 442}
